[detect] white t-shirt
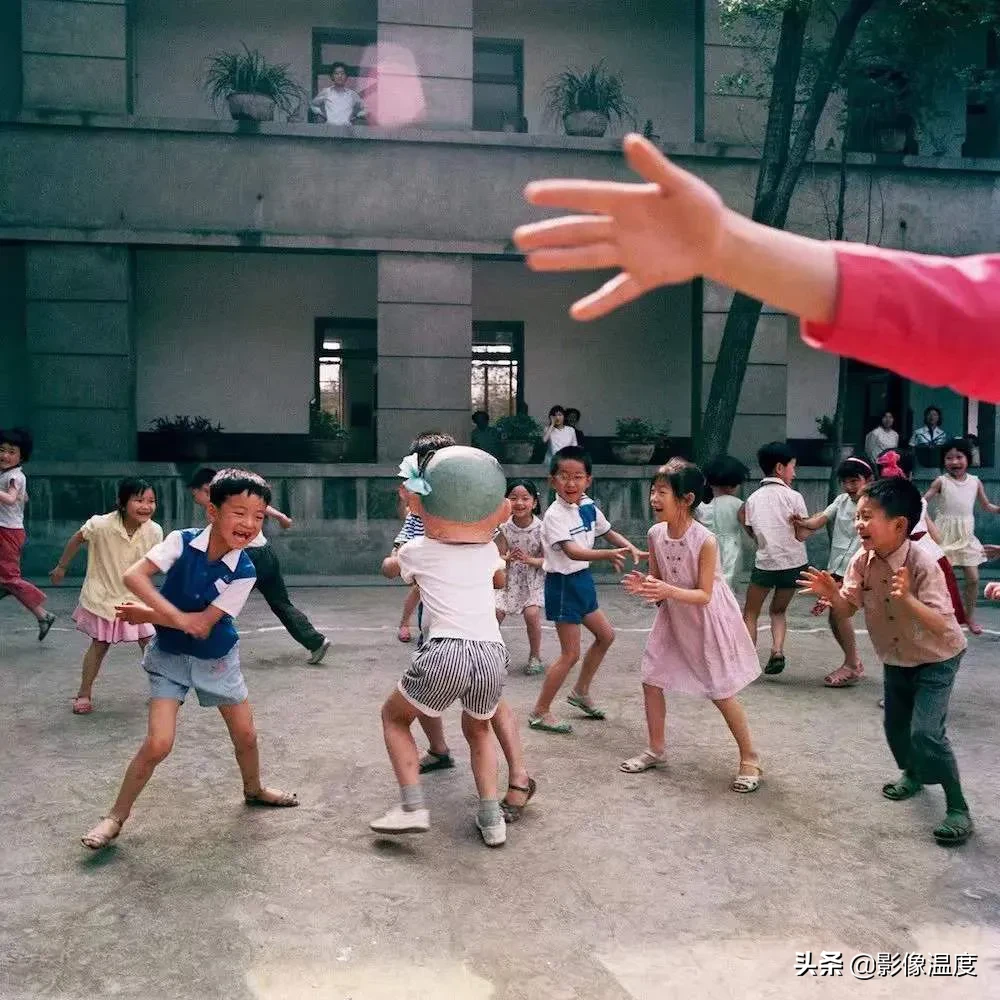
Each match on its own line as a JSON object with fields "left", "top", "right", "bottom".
{"left": 396, "top": 536, "right": 504, "bottom": 642}
{"left": 743, "top": 478, "right": 808, "bottom": 571}
{"left": 0, "top": 468, "right": 27, "bottom": 529}
{"left": 823, "top": 493, "right": 861, "bottom": 577}
{"left": 915, "top": 498, "right": 945, "bottom": 561}
{"left": 310, "top": 86, "right": 365, "bottom": 125}
{"left": 545, "top": 425, "right": 578, "bottom": 460}
{"left": 542, "top": 495, "right": 611, "bottom": 574}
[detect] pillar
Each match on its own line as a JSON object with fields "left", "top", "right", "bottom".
{"left": 376, "top": 253, "right": 472, "bottom": 461}
{"left": 25, "top": 244, "right": 135, "bottom": 459}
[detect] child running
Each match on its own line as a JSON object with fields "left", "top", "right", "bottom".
{"left": 923, "top": 439, "right": 1000, "bottom": 634}
{"left": 697, "top": 455, "right": 748, "bottom": 590}
{"left": 793, "top": 457, "right": 874, "bottom": 687}
{"left": 529, "top": 445, "right": 643, "bottom": 734}
{"left": 800, "top": 477, "right": 973, "bottom": 846}
{"left": 81, "top": 469, "right": 298, "bottom": 851}
{"left": 495, "top": 479, "right": 546, "bottom": 674}
{"left": 0, "top": 427, "right": 55, "bottom": 639}
{"left": 621, "top": 462, "right": 762, "bottom": 790}
{"left": 739, "top": 441, "right": 810, "bottom": 675}
{"left": 49, "top": 477, "right": 162, "bottom": 714}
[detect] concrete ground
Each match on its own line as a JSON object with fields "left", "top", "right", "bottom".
{"left": 2, "top": 585, "right": 999, "bottom": 1000}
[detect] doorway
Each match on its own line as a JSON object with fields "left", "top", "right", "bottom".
{"left": 315, "top": 318, "right": 377, "bottom": 461}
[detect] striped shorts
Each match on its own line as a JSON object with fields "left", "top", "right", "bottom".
{"left": 398, "top": 638, "right": 508, "bottom": 720}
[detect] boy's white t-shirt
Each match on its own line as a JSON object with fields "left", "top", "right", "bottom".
{"left": 542, "top": 495, "right": 611, "bottom": 574}
{"left": 0, "top": 468, "right": 27, "bottom": 529}
{"left": 395, "top": 536, "right": 504, "bottom": 642}
{"left": 545, "top": 425, "right": 578, "bottom": 458}
{"left": 743, "top": 478, "right": 808, "bottom": 570}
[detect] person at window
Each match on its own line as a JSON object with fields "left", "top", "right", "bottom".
{"left": 543, "top": 405, "right": 577, "bottom": 463}
{"left": 564, "top": 408, "right": 587, "bottom": 452}
{"left": 864, "top": 410, "right": 899, "bottom": 464}
{"left": 471, "top": 411, "right": 503, "bottom": 460}
{"left": 310, "top": 62, "right": 366, "bottom": 126}
{"left": 910, "top": 406, "right": 948, "bottom": 448}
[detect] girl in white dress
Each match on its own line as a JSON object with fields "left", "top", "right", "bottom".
{"left": 925, "top": 438, "right": 1000, "bottom": 634}
{"left": 696, "top": 455, "right": 748, "bottom": 591}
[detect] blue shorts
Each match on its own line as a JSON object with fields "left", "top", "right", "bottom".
{"left": 545, "top": 569, "right": 599, "bottom": 624}
{"left": 142, "top": 639, "right": 248, "bottom": 707}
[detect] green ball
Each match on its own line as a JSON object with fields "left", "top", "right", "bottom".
{"left": 421, "top": 446, "right": 507, "bottom": 523}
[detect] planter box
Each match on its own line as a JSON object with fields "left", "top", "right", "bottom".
{"left": 611, "top": 440, "right": 656, "bottom": 464}
{"left": 503, "top": 440, "right": 537, "bottom": 464}
{"left": 564, "top": 110, "right": 609, "bottom": 137}
{"left": 227, "top": 93, "right": 276, "bottom": 122}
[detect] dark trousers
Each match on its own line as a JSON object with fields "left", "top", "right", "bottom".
{"left": 883, "top": 654, "right": 963, "bottom": 787}
{"left": 246, "top": 544, "right": 324, "bottom": 652}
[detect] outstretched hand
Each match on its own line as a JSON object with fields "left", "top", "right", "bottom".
{"left": 513, "top": 134, "right": 727, "bottom": 320}
{"left": 797, "top": 567, "right": 839, "bottom": 602}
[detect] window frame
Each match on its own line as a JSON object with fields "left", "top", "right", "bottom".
{"left": 473, "top": 37, "right": 525, "bottom": 132}
{"left": 311, "top": 27, "right": 377, "bottom": 108}
{"left": 472, "top": 319, "right": 525, "bottom": 419}
{"left": 314, "top": 317, "right": 378, "bottom": 426}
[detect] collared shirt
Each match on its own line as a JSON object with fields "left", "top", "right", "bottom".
{"left": 542, "top": 495, "right": 611, "bottom": 574}
{"left": 0, "top": 467, "right": 27, "bottom": 529}
{"left": 310, "top": 86, "right": 365, "bottom": 125}
{"left": 823, "top": 493, "right": 861, "bottom": 577}
{"left": 743, "top": 478, "right": 808, "bottom": 571}
{"left": 144, "top": 527, "right": 256, "bottom": 659}
{"left": 840, "top": 540, "right": 966, "bottom": 667}
{"left": 910, "top": 425, "right": 949, "bottom": 447}
{"left": 78, "top": 511, "right": 163, "bottom": 621}
{"left": 864, "top": 426, "right": 899, "bottom": 461}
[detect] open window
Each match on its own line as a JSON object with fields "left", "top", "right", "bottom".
{"left": 473, "top": 38, "right": 525, "bottom": 132}
{"left": 472, "top": 321, "right": 524, "bottom": 421}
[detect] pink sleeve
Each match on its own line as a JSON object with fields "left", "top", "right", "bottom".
{"left": 802, "top": 245, "right": 1000, "bottom": 403}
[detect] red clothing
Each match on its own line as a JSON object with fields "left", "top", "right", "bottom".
{"left": 802, "top": 244, "right": 1000, "bottom": 403}
{"left": 0, "top": 527, "right": 45, "bottom": 610}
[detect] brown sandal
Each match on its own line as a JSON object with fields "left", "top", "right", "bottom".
{"left": 500, "top": 777, "right": 536, "bottom": 823}
{"left": 81, "top": 815, "right": 124, "bottom": 850}
{"left": 244, "top": 788, "right": 299, "bottom": 808}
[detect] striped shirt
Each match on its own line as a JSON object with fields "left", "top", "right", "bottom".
{"left": 394, "top": 512, "right": 425, "bottom": 547}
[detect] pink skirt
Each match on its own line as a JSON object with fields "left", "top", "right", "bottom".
{"left": 73, "top": 605, "right": 155, "bottom": 644}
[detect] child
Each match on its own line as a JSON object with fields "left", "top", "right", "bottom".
{"left": 190, "top": 468, "right": 330, "bottom": 663}
{"left": 542, "top": 405, "right": 577, "bottom": 464}
{"left": 923, "top": 439, "right": 1000, "bottom": 634}
{"left": 373, "top": 446, "right": 513, "bottom": 846}
{"left": 80, "top": 469, "right": 298, "bottom": 851}
{"left": 740, "top": 442, "right": 810, "bottom": 675}
{"left": 49, "top": 477, "right": 163, "bottom": 714}
{"left": 800, "top": 478, "right": 973, "bottom": 846}
{"left": 529, "top": 445, "right": 643, "bottom": 733}
{"left": 621, "top": 462, "right": 762, "bottom": 789}
{"left": 697, "top": 455, "right": 748, "bottom": 590}
{"left": 0, "top": 427, "right": 55, "bottom": 639}
{"left": 793, "top": 457, "right": 874, "bottom": 687}
{"left": 496, "top": 479, "right": 546, "bottom": 674}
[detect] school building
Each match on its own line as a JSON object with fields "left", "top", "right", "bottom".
{"left": 2, "top": 0, "right": 1000, "bottom": 574}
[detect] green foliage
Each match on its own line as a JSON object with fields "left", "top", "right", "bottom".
{"left": 615, "top": 417, "right": 666, "bottom": 442}
{"left": 495, "top": 413, "right": 544, "bottom": 442}
{"left": 816, "top": 415, "right": 837, "bottom": 441}
{"left": 148, "top": 415, "right": 223, "bottom": 435}
{"left": 310, "top": 405, "right": 349, "bottom": 440}
{"left": 204, "top": 44, "right": 305, "bottom": 117}
{"left": 542, "top": 61, "right": 636, "bottom": 128}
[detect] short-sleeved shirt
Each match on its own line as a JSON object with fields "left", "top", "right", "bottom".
{"left": 79, "top": 511, "right": 163, "bottom": 622}
{"left": 542, "top": 495, "right": 611, "bottom": 574}
{"left": 545, "top": 425, "right": 578, "bottom": 461}
{"left": 396, "top": 536, "right": 504, "bottom": 642}
{"left": 0, "top": 467, "right": 27, "bottom": 529}
{"left": 394, "top": 511, "right": 425, "bottom": 547}
{"left": 840, "top": 540, "right": 966, "bottom": 667}
{"left": 823, "top": 493, "right": 861, "bottom": 577}
{"left": 144, "top": 527, "right": 256, "bottom": 659}
{"left": 743, "top": 479, "right": 808, "bottom": 571}
{"left": 310, "top": 86, "right": 365, "bottom": 125}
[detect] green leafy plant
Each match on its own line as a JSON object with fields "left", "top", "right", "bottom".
{"left": 310, "top": 404, "right": 349, "bottom": 441}
{"left": 148, "top": 415, "right": 223, "bottom": 435}
{"left": 204, "top": 44, "right": 305, "bottom": 117}
{"left": 816, "top": 415, "right": 837, "bottom": 441}
{"left": 615, "top": 417, "right": 661, "bottom": 443}
{"left": 542, "top": 61, "right": 636, "bottom": 129}
{"left": 495, "top": 413, "right": 544, "bottom": 442}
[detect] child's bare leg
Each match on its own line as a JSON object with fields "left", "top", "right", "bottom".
{"left": 417, "top": 713, "right": 451, "bottom": 756}
{"left": 218, "top": 701, "right": 297, "bottom": 805}
{"left": 462, "top": 711, "right": 499, "bottom": 800}
{"left": 78, "top": 641, "right": 111, "bottom": 700}
{"left": 742, "top": 585, "right": 769, "bottom": 646}
{"left": 573, "top": 610, "right": 615, "bottom": 698}
{"left": 768, "top": 588, "right": 795, "bottom": 655}
{"left": 532, "top": 623, "right": 581, "bottom": 720}
{"left": 491, "top": 698, "right": 531, "bottom": 802}
{"left": 380, "top": 690, "right": 423, "bottom": 788}
{"left": 524, "top": 605, "right": 543, "bottom": 660}
{"left": 962, "top": 565, "right": 980, "bottom": 629}
{"left": 828, "top": 608, "right": 860, "bottom": 668}
{"left": 713, "top": 695, "right": 761, "bottom": 788}
{"left": 400, "top": 585, "right": 420, "bottom": 626}
{"left": 110, "top": 698, "right": 180, "bottom": 821}
{"left": 643, "top": 683, "right": 667, "bottom": 756}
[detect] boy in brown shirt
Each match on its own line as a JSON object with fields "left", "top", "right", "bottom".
{"left": 799, "top": 478, "right": 972, "bottom": 846}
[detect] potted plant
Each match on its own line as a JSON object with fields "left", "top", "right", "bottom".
{"left": 147, "top": 415, "right": 223, "bottom": 462}
{"left": 816, "top": 415, "right": 855, "bottom": 466}
{"left": 309, "top": 404, "right": 349, "bottom": 462}
{"left": 542, "top": 61, "right": 635, "bottom": 137}
{"left": 611, "top": 417, "right": 659, "bottom": 464}
{"left": 495, "top": 413, "right": 544, "bottom": 464}
{"left": 642, "top": 118, "right": 661, "bottom": 144}
{"left": 204, "top": 44, "right": 305, "bottom": 122}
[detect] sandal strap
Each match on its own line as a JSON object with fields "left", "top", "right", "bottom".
{"left": 506, "top": 782, "right": 532, "bottom": 793}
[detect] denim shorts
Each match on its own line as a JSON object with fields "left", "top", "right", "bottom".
{"left": 142, "top": 639, "right": 248, "bottom": 707}
{"left": 544, "top": 569, "right": 599, "bottom": 624}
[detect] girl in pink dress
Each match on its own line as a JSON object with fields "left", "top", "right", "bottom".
{"left": 621, "top": 462, "right": 762, "bottom": 792}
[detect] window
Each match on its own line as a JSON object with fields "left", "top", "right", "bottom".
{"left": 316, "top": 333, "right": 346, "bottom": 422}
{"left": 311, "top": 28, "right": 377, "bottom": 118}
{"left": 845, "top": 66, "right": 917, "bottom": 154}
{"left": 473, "top": 39, "right": 524, "bottom": 132}
{"left": 314, "top": 318, "right": 378, "bottom": 438}
{"left": 472, "top": 322, "right": 523, "bottom": 421}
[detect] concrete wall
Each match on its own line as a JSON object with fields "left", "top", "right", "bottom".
{"left": 786, "top": 318, "right": 838, "bottom": 440}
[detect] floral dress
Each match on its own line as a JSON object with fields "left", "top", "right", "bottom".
{"left": 496, "top": 516, "right": 545, "bottom": 615}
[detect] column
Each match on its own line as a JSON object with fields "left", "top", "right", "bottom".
{"left": 376, "top": 253, "right": 472, "bottom": 461}
{"left": 377, "top": 0, "right": 473, "bottom": 129}
{"left": 21, "top": 0, "right": 128, "bottom": 114}
{"left": 25, "top": 244, "right": 135, "bottom": 459}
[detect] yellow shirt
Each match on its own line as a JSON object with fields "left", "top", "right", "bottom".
{"left": 78, "top": 512, "right": 163, "bottom": 621}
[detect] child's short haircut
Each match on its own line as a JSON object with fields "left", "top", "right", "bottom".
{"left": 704, "top": 454, "right": 748, "bottom": 488}
{"left": 0, "top": 426, "right": 33, "bottom": 463}
{"left": 862, "top": 478, "right": 923, "bottom": 534}
{"left": 116, "top": 477, "right": 155, "bottom": 520}
{"left": 944, "top": 438, "right": 974, "bottom": 466}
{"left": 550, "top": 445, "right": 591, "bottom": 476}
{"left": 209, "top": 468, "right": 272, "bottom": 508}
{"left": 188, "top": 467, "right": 218, "bottom": 490}
{"left": 757, "top": 441, "right": 796, "bottom": 477}
{"left": 837, "top": 456, "right": 874, "bottom": 481}
{"left": 409, "top": 431, "right": 457, "bottom": 460}
{"left": 471, "top": 410, "right": 489, "bottom": 427}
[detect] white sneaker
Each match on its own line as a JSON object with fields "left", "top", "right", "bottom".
{"left": 369, "top": 804, "right": 430, "bottom": 834}
{"left": 476, "top": 814, "right": 507, "bottom": 847}
{"left": 307, "top": 638, "right": 331, "bottom": 665}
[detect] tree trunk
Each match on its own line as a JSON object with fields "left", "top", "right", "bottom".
{"left": 828, "top": 139, "right": 851, "bottom": 504}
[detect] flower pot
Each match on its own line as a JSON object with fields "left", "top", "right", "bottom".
{"left": 310, "top": 438, "right": 347, "bottom": 462}
{"left": 564, "top": 110, "right": 610, "bottom": 137}
{"left": 611, "top": 440, "right": 656, "bottom": 464}
{"left": 227, "top": 93, "right": 276, "bottom": 122}
{"left": 503, "top": 440, "right": 536, "bottom": 464}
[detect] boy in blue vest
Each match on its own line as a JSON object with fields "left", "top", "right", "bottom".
{"left": 81, "top": 469, "right": 298, "bottom": 850}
